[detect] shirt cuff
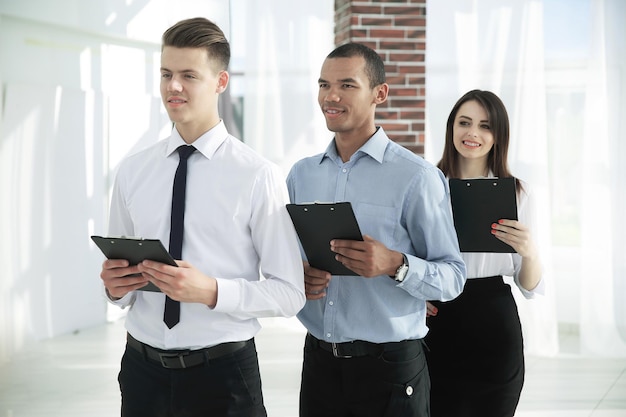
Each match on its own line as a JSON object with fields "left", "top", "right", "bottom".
{"left": 103, "top": 286, "right": 133, "bottom": 308}
{"left": 212, "top": 278, "right": 239, "bottom": 312}
{"left": 517, "top": 275, "right": 545, "bottom": 299}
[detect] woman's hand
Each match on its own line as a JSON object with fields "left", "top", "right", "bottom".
{"left": 492, "top": 219, "right": 542, "bottom": 291}
{"left": 491, "top": 219, "right": 538, "bottom": 259}
{"left": 426, "top": 301, "right": 439, "bottom": 317}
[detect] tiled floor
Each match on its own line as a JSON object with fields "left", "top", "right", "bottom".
{"left": 1, "top": 318, "right": 625, "bottom": 417}
{"left": 519, "top": 330, "right": 626, "bottom": 417}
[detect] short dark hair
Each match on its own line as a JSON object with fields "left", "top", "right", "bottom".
{"left": 162, "top": 17, "right": 230, "bottom": 71}
{"left": 327, "top": 43, "right": 386, "bottom": 88}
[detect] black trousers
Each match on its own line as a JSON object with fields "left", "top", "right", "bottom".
{"left": 299, "top": 333, "right": 430, "bottom": 417}
{"left": 118, "top": 338, "right": 266, "bottom": 417}
{"left": 425, "top": 276, "right": 525, "bottom": 417}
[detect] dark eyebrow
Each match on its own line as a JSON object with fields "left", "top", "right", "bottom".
{"left": 318, "top": 77, "right": 358, "bottom": 84}
{"left": 459, "top": 115, "right": 489, "bottom": 124}
{"left": 160, "top": 67, "right": 196, "bottom": 74}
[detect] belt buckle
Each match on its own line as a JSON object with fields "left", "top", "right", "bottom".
{"left": 159, "top": 351, "right": 188, "bottom": 369}
{"left": 331, "top": 342, "right": 352, "bottom": 359}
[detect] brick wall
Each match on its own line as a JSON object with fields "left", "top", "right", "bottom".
{"left": 334, "top": 0, "right": 426, "bottom": 155}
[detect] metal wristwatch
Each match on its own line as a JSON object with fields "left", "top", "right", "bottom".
{"left": 392, "top": 254, "right": 409, "bottom": 282}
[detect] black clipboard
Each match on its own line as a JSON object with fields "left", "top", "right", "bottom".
{"left": 449, "top": 178, "right": 518, "bottom": 253}
{"left": 286, "top": 202, "right": 363, "bottom": 275}
{"left": 91, "top": 236, "right": 177, "bottom": 292}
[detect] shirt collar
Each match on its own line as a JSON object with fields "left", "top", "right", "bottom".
{"left": 166, "top": 121, "right": 229, "bottom": 159}
{"left": 318, "top": 127, "right": 388, "bottom": 165}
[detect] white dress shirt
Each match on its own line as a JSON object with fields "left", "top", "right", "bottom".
{"left": 461, "top": 178, "right": 544, "bottom": 298}
{"left": 107, "top": 121, "right": 305, "bottom": 350}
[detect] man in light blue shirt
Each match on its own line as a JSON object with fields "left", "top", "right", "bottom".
{"left": 287, "top": 43, "right": 466, "bottom": 417}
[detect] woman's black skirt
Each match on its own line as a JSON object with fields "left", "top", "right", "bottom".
{"left": 425, "top": 276, "right": 525, "bottom": 417}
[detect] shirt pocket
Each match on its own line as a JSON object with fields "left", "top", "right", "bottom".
{"left": 353, "top": 202, "right": 400, "bottom": 248}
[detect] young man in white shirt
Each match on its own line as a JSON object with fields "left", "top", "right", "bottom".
{"left": 99, "top": 17, "right": 305, "bottom": 417}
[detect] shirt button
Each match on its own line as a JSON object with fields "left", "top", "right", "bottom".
{"left": 342, "top": 168, "right": 347, "bottom": 173}
{"left": 405, "top": 385, "right": 413, "bottom": 396}
{"left": 326, "top": 333, "right": 331, "bottom": 338}
{"left": 328, "top": 301, "right": 334, "bottom": 306}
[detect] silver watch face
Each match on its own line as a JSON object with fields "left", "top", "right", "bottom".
{"left": 395, "top": 264, "right": 408, "bottom": 282}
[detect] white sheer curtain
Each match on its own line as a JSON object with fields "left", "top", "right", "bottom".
{"left": 233, "top": 0, "right": 334, "bottom": 175}
{"left": 426, "top": 0, "right": 626, "bottom": 357}
{"left": 579, "top": 0, "right": 626, "bottom": 356}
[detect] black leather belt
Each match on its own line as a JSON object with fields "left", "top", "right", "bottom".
{"left": 127, "top": 333, "right": 249, "bottom": 369}
{"left": 309, "top": 333, "right": 416, "bottom": 359}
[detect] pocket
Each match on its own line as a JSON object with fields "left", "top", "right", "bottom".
{"left": 380, "top": 340, "right": 424, "bottom": 364}
{"left": 353, "top": 202, "right": 400, "bottom": 246}
{"left": 380, "top": 345, "right": 431, "bottom": 417}
{"left": 233, "top": 344, "right": 265, "bottom": 407}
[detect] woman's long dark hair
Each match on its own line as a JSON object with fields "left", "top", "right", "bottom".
{"left": 437, "top": 89, "right": 522, "bottom": 193}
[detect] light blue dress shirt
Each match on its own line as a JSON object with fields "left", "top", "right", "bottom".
{"left": 287, "top": 127, "right": 466, "bottom": 343}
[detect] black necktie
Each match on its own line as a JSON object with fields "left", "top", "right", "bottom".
{"left": 164, "top": 145, "right": 196, "bottom": 329}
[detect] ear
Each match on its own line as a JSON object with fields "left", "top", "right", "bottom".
{"left": 374, "top": 83, "right": 389, "bottom": 104}
{"left": 216, "top": 70, "right": 230, "bottom": 93}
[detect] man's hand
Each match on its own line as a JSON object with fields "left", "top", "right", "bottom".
{"left": 330, "top": 235, "right": 403, "bottom": 278}
{"left": 100, "top": 259, "right": 149, "bottom": 300}
{"left": 137, "top": 260, "right": 218, "bottom": 308}
{"left": 303, "top": 261, "right": 331, "bottom": 300}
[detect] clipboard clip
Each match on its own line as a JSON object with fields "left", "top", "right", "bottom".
{"left": 464, "top": 181, "right": 499, "bottom": 187}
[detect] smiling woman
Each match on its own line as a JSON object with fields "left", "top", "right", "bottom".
{"left": 426, "top": 89, "right": 543, "bottom": 417}
{"left": 450, "top": 100, "right": 495, "bottom": 175}
{"left": 427, "top": 0, "right": 626, "bottom": 359}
